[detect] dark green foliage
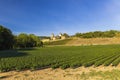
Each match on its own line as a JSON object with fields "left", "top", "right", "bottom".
{"left": 0, "top": 25, "right": 14, "bottom": 50}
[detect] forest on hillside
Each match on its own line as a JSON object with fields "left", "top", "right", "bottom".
{"left": 74, "top": 30, "right": 120, "bottom": 38}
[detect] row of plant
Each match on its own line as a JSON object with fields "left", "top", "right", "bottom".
{"left": 94, "top": 54, "right": 118, "bottom": 67}
{"left": 112, "top": 56, "right": 120, "bottom": 66}
{"left": 83, "top": 55, "right": 107, "bottom": 67}
{"left": 103, "top": 54, "right": 120, "bottom": 66}
{"left": 0, "top": 45, "right": 120, "bottom": 72}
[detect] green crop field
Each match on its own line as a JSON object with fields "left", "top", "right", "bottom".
{"left": 0, "top": 45, "right": 120, "bottom": 72}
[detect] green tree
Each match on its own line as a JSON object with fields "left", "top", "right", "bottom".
{"left": 74, "top": 30, "right": 120, "bottom": 38}
{"left": 29, "top": 34, "right": 42, "bottom": 47}
{"left": 0, "top": 25, "right": 14, "bottom": 50}
{"left": 29, "top": 34, "right": 37, "bottom": 47}
{"left": 16, "top": 33, "right": 43, "bottom": 48}
{"left": 16, "top": 33, "right": 29, "bottom": 48}
{"left": 62, "top": 33, "right": 69, "bottom": 38}
{"left": 75, "top": 33, "right": 82, "bottom": 37}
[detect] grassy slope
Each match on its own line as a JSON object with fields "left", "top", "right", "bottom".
{"left": 0, "top": 45, "right": 120, "bottom": 71}
{"left": 44, "top": 38, "right": 120, "bottom": 46}
{"left": 44, "top": 39, "right": 72, "bottom": 45}
{"left": 66, "top": 38, "right": 120, "bottom": 45}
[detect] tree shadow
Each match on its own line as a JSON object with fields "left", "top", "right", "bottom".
{"left": 0, "top": 49, "right": 29, "bottom": 58}
{"left": 17, "top": 47, "right": 37, "bottom": 51}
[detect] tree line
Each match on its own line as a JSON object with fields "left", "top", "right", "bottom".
{"left": 1, "top": 25, "right": 120, "bottom": 50}
{"left": 0, "top": 25, "right": 43, "bottom": 50}
{"left": 74, "top": 30, "right": 120, "bottom": 38}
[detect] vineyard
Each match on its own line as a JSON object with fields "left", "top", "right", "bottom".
{"left": 0, "top": 45, "right": 120, "bottom": 72}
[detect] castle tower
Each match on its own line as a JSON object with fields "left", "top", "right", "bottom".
{"left": 51, "top": 33, "right": 56, "bottom": 40}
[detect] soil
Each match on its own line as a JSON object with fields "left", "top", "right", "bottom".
{"left": 0, "top": 65, "right": 120, "bottom": 80}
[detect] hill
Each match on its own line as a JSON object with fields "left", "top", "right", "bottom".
{"left": 44, "top": 38, "right": 120, "bottom": 46}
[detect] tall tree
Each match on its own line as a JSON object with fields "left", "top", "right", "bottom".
{"left": 0, "top": 25, "right": 14, "bottom": 50}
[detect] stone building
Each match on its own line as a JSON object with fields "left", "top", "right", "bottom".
{"left": 50, "top": 33, "right": 66, "bottom": 40}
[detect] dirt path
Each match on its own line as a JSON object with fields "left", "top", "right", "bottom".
{"left": 1, "top": 65, "right": 120, "bottom": 80}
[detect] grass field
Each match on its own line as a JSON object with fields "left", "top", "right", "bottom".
{"left": 0, "top": 45, "right": 120, "bottom": 72}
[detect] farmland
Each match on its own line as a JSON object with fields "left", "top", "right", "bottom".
{"left": 0, "top": 45, "right": 120, "bottom": 72}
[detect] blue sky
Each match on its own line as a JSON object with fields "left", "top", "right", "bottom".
{"left": 0, "top": 0, "right": 120, "bottom": 36}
